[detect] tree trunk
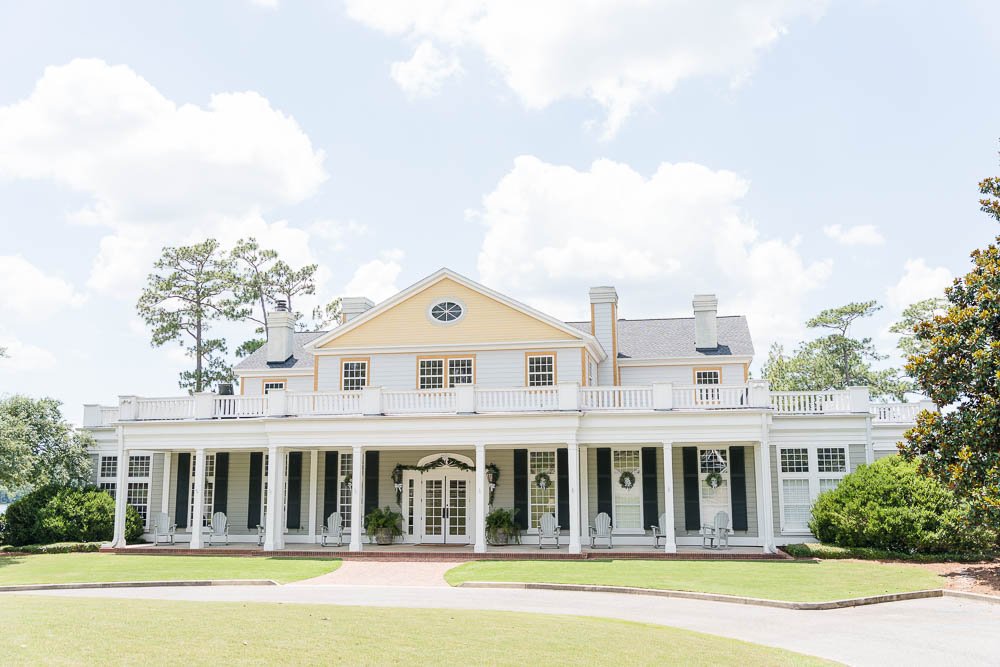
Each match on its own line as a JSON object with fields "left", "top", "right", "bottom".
{"left": 195, "top": 310, "right": 203, "bottom": 393}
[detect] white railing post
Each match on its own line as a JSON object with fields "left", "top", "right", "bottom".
{"left": 194, "top": 392, "right": 216, "bottom": 419}
{"left": 848, "top": 386, "right": 871, "bottom": 413}
{"left": 652, "top": 383, "right": 673, "bottom": 410}
{"left": 82, "top": 404, "right": 101, "bottom": 427}
{"left": 361, "top": 386, "right": 383, "bottom": 416}
{"left": 918, "top": 399, "right": 936, "bottom": 415}
{"left": 118, "top": 396, "right": 137, "bottom": 421}
{"left": 456, "top": 384, "right": 476, "bottom": 413}
{"left": 558, "top": 381, "right": 580, "bottom": 411}
{"left": 749, "top": 379, "right": 770, "bottom": 408}
{"left": 267, "top": 389, "right": 288, "bottom": 417}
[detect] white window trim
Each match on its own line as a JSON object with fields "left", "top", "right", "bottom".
{"left": 427, "top": 298, "right": 466, "bottom": 325}
{"left": 776, "top": 444, "right": 849, "bottom": 535}
{"left": 341, "top": 360, "right": 369, "bottom": 391}
{"left": 125, "top": 454, "right": 152, "bottom": 528}
{"left": 263, "top": 381, "right": 286, "bottom": 394}
{"left": 418, "top": 357, "right": 475, "bottom": 389}
{"left": 526, "top": 354, "right": 556, "bottom": 387}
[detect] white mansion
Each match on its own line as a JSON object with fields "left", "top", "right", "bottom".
{"left": 83, "top": 269, "right": 925, "bottom": 553}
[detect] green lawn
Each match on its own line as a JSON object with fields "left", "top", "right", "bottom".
{"left": 0, "top": 553, "right": 339, "bottom": 585}
{"left": 0, "top": 595, "right": 832, "bottom": 666}
{"left": 445, "top": 559, "right": 942, "bottom": 602}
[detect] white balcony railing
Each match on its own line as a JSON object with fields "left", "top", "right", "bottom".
{"left": 103, "top": 383, "right": 929, "bottom": 424}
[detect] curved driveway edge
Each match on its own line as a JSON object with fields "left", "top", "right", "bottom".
{"left": 0, "top": 579, "right": 277, "bottom": 592}
{"left": 458, "top": 580, "right": 947, "bottom": 610}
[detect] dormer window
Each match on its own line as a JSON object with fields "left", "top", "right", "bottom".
{"left": 430, "top": 300, "right": 463, "bottom": 323}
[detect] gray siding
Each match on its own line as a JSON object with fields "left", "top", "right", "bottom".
{"left": 849, "top": 442, "right": 867, "bottom": 472}
{"left": 874, "top": 450, "right": 896, "bottom": 461}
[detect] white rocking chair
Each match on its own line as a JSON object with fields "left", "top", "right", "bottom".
{"left": 538, "top": 512, "right": 561, "bottom": 549}
{"left": 651, "top": 513, "right": 669, "bottom": 549}
{"left": 151, "top": 512, "right": 176, "bottom": 545}
{"left": 590, "top": 512, "right": 613, "bottom": 549}
{"left": 700, "top": 511, "right": 731, "bottom": 549}
{"left": 204, "top": 511, "right": 229, "bottom": 546}
{"left": 320, "top": 512, "right": 345, "bottom": 547}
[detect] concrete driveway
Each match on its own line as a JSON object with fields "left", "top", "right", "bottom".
{"left": 20, "top": 583, "right": 1000, "bottom": 665}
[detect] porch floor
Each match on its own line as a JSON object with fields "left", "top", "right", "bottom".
{"left": 106, "top": 543, "right": 781, "bottom": 560}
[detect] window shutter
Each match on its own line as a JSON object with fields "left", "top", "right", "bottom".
{"left": 730, "top": 446, "right": 748, "bottom": 531}
{"left": 641, "top": 447, "right": 658, "bottom": 530}
{"left": 175, "top": 453, "right": 190, "bottom": 529}
{"left": 323, "top": 451, "right": 339, "bottom": 520}
{"left": 247, "top": 452, "right": 263, "bottom": 529}
{"left": 286, "top": 452, "right": 302, "bottom": 530}
{"left": 364, "top": 450, "right": 379, "bottom": 517}
{"left": 214, "top": 453, "right": 229, "bottom": 516}
{"left": 596, "top": 447, "right": 612, "bottom": 519}
{"left": 682, "top": 447, "right": 700, "bottom": 531}
{"left": 513, "top": 449, "right": 528, "bottom": 530}
{"left": 556, "top": 448, "right": 569, "bottom": 528}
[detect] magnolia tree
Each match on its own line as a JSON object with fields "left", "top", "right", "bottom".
{"left": 0, "top": 396, "right": 93, "bottom": 492}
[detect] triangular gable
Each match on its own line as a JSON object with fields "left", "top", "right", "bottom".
{"left": 305, "top": 269, "right": 600, "bottom": 352}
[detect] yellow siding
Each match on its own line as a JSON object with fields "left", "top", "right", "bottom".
{"left": 319, "top": 277, "right": 580, "bottom": 348}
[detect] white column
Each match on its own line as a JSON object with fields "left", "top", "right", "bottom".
{"left": 160, "top": 452, "right": 172, "bottom": 515}
{"left": 758, "top": 418, "right": 777, "bottom": 553}
{"left": 474, "top": 443, "right": 487, "bottom": 553}
{"left": 350, "top": 445, "right": 363, "bottom": 552}
{"left": 111, "top": 427, "right": 129, "bottom": 547}
{"left": 660, "top": 442, "right": 677, "bottom": 553}
{"left": 568, "top": 441, "right": 581, "bottom": 554}
{"left": 189, "top": 449, "right": 206, "bottom": 549}
{"left": 578, "top": 445, "right": 589, "bottom": 542}
{"left": 263, "top": 446, "right": 285, "bottom": 551}
{"left": 308, "top": 450, "right": 319, "bottom": 542}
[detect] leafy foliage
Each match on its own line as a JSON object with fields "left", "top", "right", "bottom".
{"left": 0, "top": 396, "right": 92, "bottom": 491}
{"left": 363, "top": 506, "right": 402, "bottom": 537}
{"left": 137, "top": 239, "right": 240, "bottom": 392}
{"left": 485, "top": 507, "right": 522, "bottom": 545}
{"left": 809, "top": 457, "right": 996, "bottom": 555}
{"left": 889, "top": 297, "right": 946, "bottom": 359}
{"left": 311, "top": 297, "right": 342, "bottom": 330}
{"left": 762, "top": 301, "right": 909, "bottom": 399}
{"left": 3, "top": 485, "right": 143, "bottom": 546}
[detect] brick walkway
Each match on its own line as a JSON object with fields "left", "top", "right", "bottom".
{"left": 292, "top": 560, "right": 458, "bottom": 587}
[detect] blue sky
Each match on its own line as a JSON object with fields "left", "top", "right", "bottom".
{"left": 1, "top": 1, "right": 998, "bottom": 423}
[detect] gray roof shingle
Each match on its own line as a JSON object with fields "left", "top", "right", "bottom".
{"left": 233, "top": 330, "right": 327, "bottom": 371}
{"left": 565, "top": 316, "right": 753, "bottom": 359}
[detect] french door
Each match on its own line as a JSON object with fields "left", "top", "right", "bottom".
{"left": 419, "top": 471, "right": 472, "bottom": 544}
{"left": 699, "top": 448, "right": 732, "bottom": 529}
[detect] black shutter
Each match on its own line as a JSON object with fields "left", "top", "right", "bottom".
{"left": 730, "top": 446, "right": 748, "bottom": 531}
{"left": 286, "top": 452, "right": 302, "bottom": 529}
{"left": 641, "top": 447, "right": 658, "bottom": 530}
{"left": 683, "top": 447, "right": 700, "bottom": 531}
{"left": 175, "top": 453, "right": 190, "bottom": 529}
{"left": 323, "top": 451, "right": 339, "bottom": 521}
{"left": 247, "top": 452, "right": 263, "bottom": 529}
{"left": 556, "top": 448, "right": 569, "bottom": 528}
{"left": 596, "top": 447, "right": 612, "bottom": 518}
{"left": 214, "top": 453, "right": 229, "bottom": 516}
{"left": 364, "top": 450, "right": 379, "bottom": 517}
{"left": 513, "top": 449, "right": 528, "bottom": 530}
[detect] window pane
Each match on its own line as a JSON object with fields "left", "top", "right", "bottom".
{"left": 126, "top": 482, "right": 149, "bottom": 523}
{"left": 699, "top": 449, "right": 728, "bottom": 474}
{"left": 264, "top": 381, "right": 285, "bottom": 394}
{"left": 819, "top": 478, "right": 840, "bottom": 494}
{"left": 817, "top": 448, "right": 846, "bottom": 473}
{"left": 128, "top": 455, "right": 150, "bottom": 478}
{"left": 99, "top": 482, "right": 116, "bottom": 499}
{"left": 612, "top": 449, "right": 642, "bottom": 530}
{"left": 448, "top": 358, "right": 474, "bottom": 386}
{"left": 695, "top": 370, "right": 720, "bottom": 385}
{"left": 419, "top": 359, "right": 444, "bottom": 389}
{"left": 782, "top": 479, "right": 811, "bottom": 531}
{"left": 528, "top": 451, "right": 556, "bottom": 528}
{"left": 100, "top": 456, "right": 118, "bottom": 478}
{"left": 340, "top": 453, "right": 353, "bottom": 528}
{"left": 343, "top": 361, "right": 367, "bottom": 391}
{"left": 527, "top": 355, "right": 555, "bottom": 387}
{"left": 780, "top": 448, "right": 809, "bottom": 473}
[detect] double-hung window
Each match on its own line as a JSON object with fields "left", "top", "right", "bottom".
{"left": 778, "top": 445, "right": 849, "bottom": 533}
{"left": 189, "top": 454, "right": 216, "bottom": 528}
{"left": 448, "top": 358, "right": 474, "bottom": 386}
{"left": 339, "top": 452, "right": 353, "bottom": 528}
{"left": 526, "top": 354, "right": 556, "bottom": 387}
{"left": 418, "top": 357, "right": 475, "bottom": 389}
{"left": 528, "top": 450, "right": 556, "bottom": 529}
{"left": 694, "top": 368, "right": 721, "bottom": 403}
{"left": 419, "top": 359, "right": 445, "bottom": 389}
{"left": 97, "top": 455, "right": 118, "bottom": 498}
{"left": 342, "top": 359, "right": 368, "bottom": 391}
{"left": 263, "top": 380, "right": 286, "bottom": 394}
{"left": 126, "top": 455, "right": 151, "bottom": 525}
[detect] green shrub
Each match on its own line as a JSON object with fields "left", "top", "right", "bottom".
{"left": 3, "top": 485, "right": 144, "bottom": 547}
{"left": 0, "top": 542, "right": 102, "bottom": 554}
{"left": 809, "top": 457, "right": 997, "bottom": 555}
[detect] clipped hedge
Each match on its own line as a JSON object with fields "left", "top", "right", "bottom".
{"left": 809, "top": 457, "right": 997, "bottom": 555}
{"left": 3, "top": 485, "right": 144, "bottom": 547}
{"left": 0, "top": 542, "right": 102, "bottom": 554}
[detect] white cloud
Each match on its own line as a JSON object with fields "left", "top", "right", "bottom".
{"left": 344, "top": 250, "right": 405, "bottom": 303}
{"left": 475, "top": 156, "right": 832, "bottom": 343}
{"left": 823, "top": 224, "right": 885, "bottom": 246}
{"left": 0, "top": 335, "right": 57, "bottom": 371}
{"left": 249, "top": 0, "right": 279, "bottom": 8}
{"left": 308, "top": 219, "right": 369, "bottom": 250}
{"left": 887, "top": 258, "right": 953, "bottom": 310}
{"left": 345, "top": 0, "right": 826, "bottom": 137}
{"left": 391, "top": 41, "right": 463, "bottom": 98}
{"left": 0, "top": 255, "right": 86, "bottom": 320}
{"left": 0, "top": 59, "right": 328, "bottom": 297}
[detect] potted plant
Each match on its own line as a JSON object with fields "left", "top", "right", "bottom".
{"left": 363, "top": 506, "right": 402, "bottom": 545}
{"left": 485, "top": 507, "right": 521, "bottom": 546}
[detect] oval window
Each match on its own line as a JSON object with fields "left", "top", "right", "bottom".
{"left": 430, "top": 301, "right": 463, "bottom": 323}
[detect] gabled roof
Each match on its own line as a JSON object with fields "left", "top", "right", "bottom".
{"left": 304, "top": 268, "right": 605, "bottom": 357}
{"left": 233, "top": 330, "right": 326, "bottom": 373}
{"left": 565, "top": 316, "right": 754, "bottom": 359}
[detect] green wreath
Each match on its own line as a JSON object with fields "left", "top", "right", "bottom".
{"left": 705, "top": 472, "right": 723, "bottom": 489}
{"left": 618, "top": 471, "right": 636, "bottom": 490}
{"left": 534, "top": 472, "right": 552, "bottom": 490}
